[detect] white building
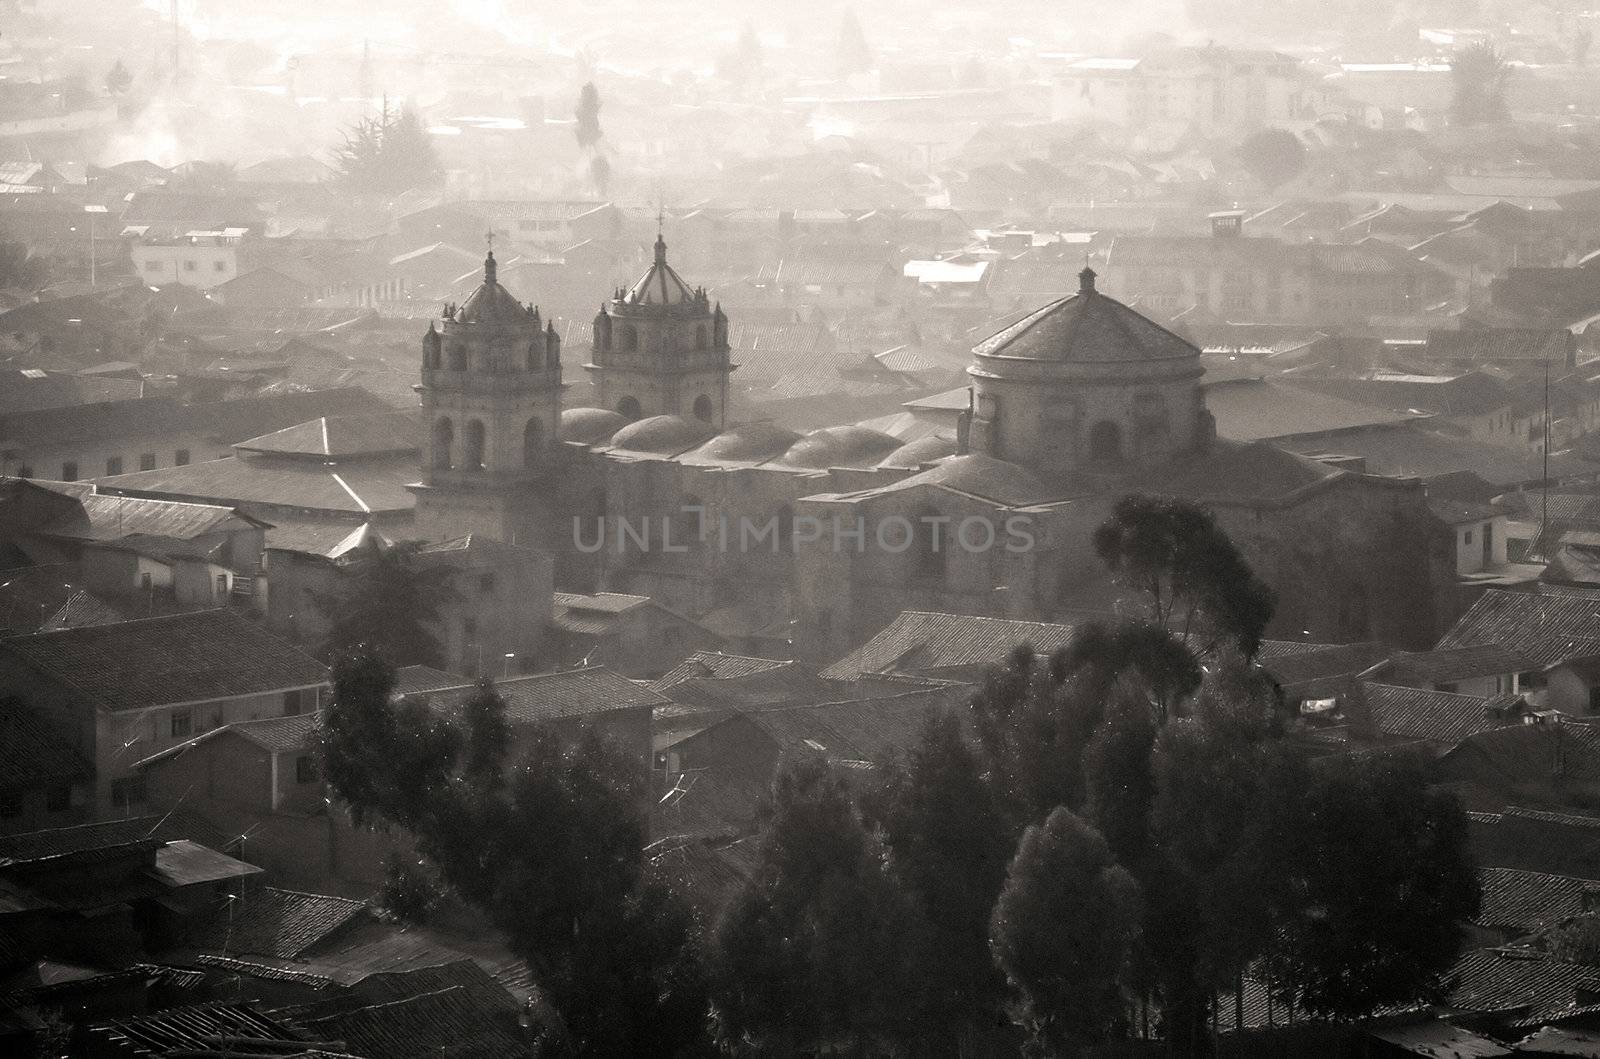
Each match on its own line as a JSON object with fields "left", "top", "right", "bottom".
{"left": 128, "top": 228, "right": 250, "bottom": 290}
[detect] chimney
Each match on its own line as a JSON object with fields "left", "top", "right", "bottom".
{"left": 956, "top": 387, "right": 974, "bottom": 454}
{"left": 1210, "top": 210, "right": 1244, "bottom": 238}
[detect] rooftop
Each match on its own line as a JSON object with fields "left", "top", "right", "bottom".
{"left": 0, "top": 609, "right": 327, "bottom": 713}
{"left": 415, "top": 666, "right": 669, "bottom": 726}
{"left": 972, "top": 269, "right": 1197, "bottom": 363}
{"left": 822, "top": 609, "right": 1077, "bottom": 680}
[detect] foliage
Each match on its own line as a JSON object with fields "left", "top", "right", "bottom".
{"left": 333, "top": 99, "right": 443, "bottom": 195}
{"left": 711, "top": 755, "right": 934, "bottom": 1054}
{"left": 990, "top": 807, "right": 1142, "bottom": 1056}
{"left": 312, "top": 539, "right": 458, "bottom": 669}
{"left": 105, "top": 60, "right": 132, "bottom": 96}
{"left": 588, "top": 154, "right": 612, "bottom": 198}
{"left": 1238, "top": 129, "right": 1306, "bottom": 191}
{"left": 1091, "top": 493, "right": 1277, "bottom": 658}
{"left": 835, "top": 11, "right": 873, "bottom": 78}
{"left": 320, "top": 651, "right": 708, "bottom": 1055}
{"left": 1551, "top": 915, "right": 1600, "bottom": 966}
{"left": 378, "top": 853, "right": 444, "bottom": 924}
{"left": 1261, "top": 751, "right": 1480, "bottom": 1017}
{"left": 574, "top": 82, "right": 603, "bottom": 150}
{"left": 865, "top": 711, "right": 1014, "bottom": 1048}
{"left": 0, "top": 233, "right": 48, "bottom": 290}
{"left": 716, "top": 22, "right": 763, "bottom": 85}
{"left": 1450, "top": 42, "right": 1511, "bottom": 126}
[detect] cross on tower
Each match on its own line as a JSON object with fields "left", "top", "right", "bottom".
{"left": 485, "top": 228, "right": 495, "bottom": 252}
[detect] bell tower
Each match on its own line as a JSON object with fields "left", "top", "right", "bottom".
{"left": 412, "top": 249, "right": 566, "bottom": 544}
{"left": 586, "top": 228, "right": 734, "bottom": 428}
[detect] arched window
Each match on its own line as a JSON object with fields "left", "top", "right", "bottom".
{"left": 523, "top": 417, "right": 543, "bottom": 468}
{"left": 464, "top": 419, "right": 487, "bottom": 471}
{"left": 432, "top": 416, "right": 454, "bottom": 470}
{"left": 617, "top": 395, "right": 643, "bottom": 421}
{"left": 912, "top": 506, "right": 947, "bottom": 582}
{"left": 1088, "top": 421, "right": 1123, "bottom": 464}
{"left": 526, "top": 341, "right": 540, "bottom": 371}
{"left": 447, "top": 343, "right": 468, "bottom": 371}
{"left": 696, "top": 324, "right": 708, "bottom": 350}
{"left": 692, "top": 394, "right": 714, "bottom": 423}
{"left": 619, "top": 326, "right": 638, "bottom": 352}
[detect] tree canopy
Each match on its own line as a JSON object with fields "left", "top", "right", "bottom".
{"left": 1450, "top": 42, "right": 1511, "bottom": 126}
{"left": 320, "top": 653, "right": 708, "bottom": 1056}
{"left": 332, "top": 100, "right": 443, "bottom": 195}
{"left": 1238, "top": 128, "right": 1307, "bottom": 191}
{"left": 0, "top": 233, "right": 48, "bottom": 291}
{"left": 311, "top": 539, "right": 457, "bottom": 669}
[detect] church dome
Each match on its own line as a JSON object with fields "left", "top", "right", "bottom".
{"left": 781, "top": 425, "right": 904, "bottom": 469}
{"left": 687, "top": 421, "right": 803, "bottom": 462}
{"left": 1143, "top": 439, "right": 1341, "bottom": 502}
{"left": 616, "top": 234, "right": 705, "bottom": 310}
{"left": 906, "top": 453, "right": 1052, "bottom": 505}
{"left": 973, "top": 267, "right": 1197, "bottom": 363}
{"left": 876, "top": 433, "right": 958, "bottom": 469}
{"left": 610, "top": 414, "right": 718, "bottom": 455}
{"left": 558, "top": 407, "right": 630, "bottom": 445}
{"left": 456, "top": 251, "right": 536, "bottom": 325}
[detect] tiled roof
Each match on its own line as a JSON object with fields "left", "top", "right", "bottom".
{"left": 151, "top": 839, "right": 263, "bottom": 889}
{"left": 656, "top": 663, "right": 841, "bottom": 715}
{"left": 550, "top": 591, "right": 651, "bottom": 635}
{"left": 393, "top": 664, "right": 471, "bottom": 696}
{"left": 1476, "top": 867, "right": 1595, "bottom": 935}
{"left": 0, "top": 609, "right": 328, "bottom": 713}
{"left": 98, "top": 453, "right": 418, "bottom": 516}
{"left": 653, "top": 652, "right": 790, "bottom": 688}
{"left": 1205, "top": 378, "right": 1425, "bottom": 443}
{"left": 0, "top": 387, "right": 392, "bottom": 450}
{"left": 1382, "top": 645, "right": 1531, "bottom": 686}
{"left": 1287, "top": 422, "right": 1600, "bottom": 489}
{"left": 1444, "top": 948, "right": 1600, "bottom": 1028}
{"left": 1259, "top": 642, "right": 1388, "bottom": 689}
{"left": 136, "top": 713, "right": 320, "bottom": 769}
{"left": 1438, "top": 589, "right": 1600, "bottom": 668}
{"left": 746, "top": 685, "right": 973, "bottom": 764}
{"left": 1362, "top": 681, "right": 1511, "bottom": 746}
{"left": 1426, "top": 328, "right": 1574, "bottom": 363}
{"left": 234, "top": 411, "right": 419, "bottom": 459}
{"left": 0, "top": 813, "right": 233, "bottom": 867}
{"left": 0, "top": 706, "right": 90, "bottom": 791}
{"left": 42, "top": 588, "right": 127, "bottom": 632}
{"left": 821, "top": 610, "right": 1076, "bottom": 680}
{"left": 290, "top": 985, "right": 533, "bottom": 1058}
{"left": 1440, "top": 725, "right": 1600, "bottom": 790}
{"left": 84, "top": 1003, "right": 311, "bottom": 1057}
{"left": 189, "top": 887, "right": 368, "bottom": 960}
{"left": 416, "top": 666, "right": 669, "bottom": 725}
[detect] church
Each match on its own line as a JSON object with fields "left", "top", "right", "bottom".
{"left": 411, "top": 237, "right": 1457, "bottom": 659}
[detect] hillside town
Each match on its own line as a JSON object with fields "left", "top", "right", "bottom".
{"left": 15, "top": 0, "right": 1600, "bottom": 1055}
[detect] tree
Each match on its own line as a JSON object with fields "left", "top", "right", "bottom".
{"left": 711, "top": 755, "right": 933, "bottom": 1054}
{"left": 105, "top": 60, "right": 132, "bottom": 96}
{"left": 1450, "top": 41, "right": 1511, "bottom": 126}
{"left": 333, "top": 99, "right": 443, "bottom": 195}
{"left": 990, "top": 808, "right": 1142, "bottom": 1056}
{"left": 574, "top": 82, "right": 603, "bottom": 151}
{"left": 1238, "top": 129, "right": 1306, "bottom": 191}
{"left": 1261, "top": 751, "right": 1479, "bottom": 1017}
{"left": 1091, "top": 494, "right": 1277, "bottom": 659}
{"left": 312, "top": 539, "right": 458, "bottom": 669}
{"left": 835, "top": 10, "right": 873, "bottom": 79}
{"left": 320, "top": 652, "right": 708, "bottom": 1055}
{"left": 866, "top": 711, "right": 1014, "bottom": 1051}
{"left": 0, "top": 233, "right": 48, "bottom": 290}
{"left": 716, "top": 22, "right": 763, "bottom": 85}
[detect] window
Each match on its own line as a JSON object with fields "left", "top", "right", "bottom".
{"left": 16, "top": 465, "right": 30, "bottom": 479}
{"left": 175, "top": 449, "right": 191, "bottom": 466}
{"left": 213, "top": 260, "right": 227, "bottom": 272}
{"left": 616, "top": 395, "right": 642, "bottom": 421}
{"left": 283, "top": 688, "right": 311, "bottom": 715}
{"left": 0, "top": 791, "right": 20, "bottom": 818}
{"left": 183, "top": 259, "right": 197, "bottom": 272}
{"left": 61, "top": 461, "right": 77, "bottom": 482}
{"left": 139, "top": 453, "right": 156, "bottom": 471}
{"left": 693, "top": 394, "right": 714, "bottom": 423}
{"left": 463, "top": 420, "right": 486, "bottom": 471}
{"left": 45, "top": 784, "right": 70, "bottom": 813}
{"left": 144, "top": 260, "right": 162, "bottom": 272}
{"left": 111, "top": 777, "right": 147, "bottom": 808}
{"left": 478, "top": 573, "right": 496, "bottom": 593}
{"left": 170, "top": 709, "right": 193, "bottom": 739}
{"left": 432, "top": 417, "right": 454, "bottom": 470}
{"left": 105, "top": 456, "right": 123, "bottom": 476}
{"left": 295, "top": 755, "right": 318, "bottom": 784}
{"left": 1463, "top": 530, "right": 1474, "bottom": 545}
